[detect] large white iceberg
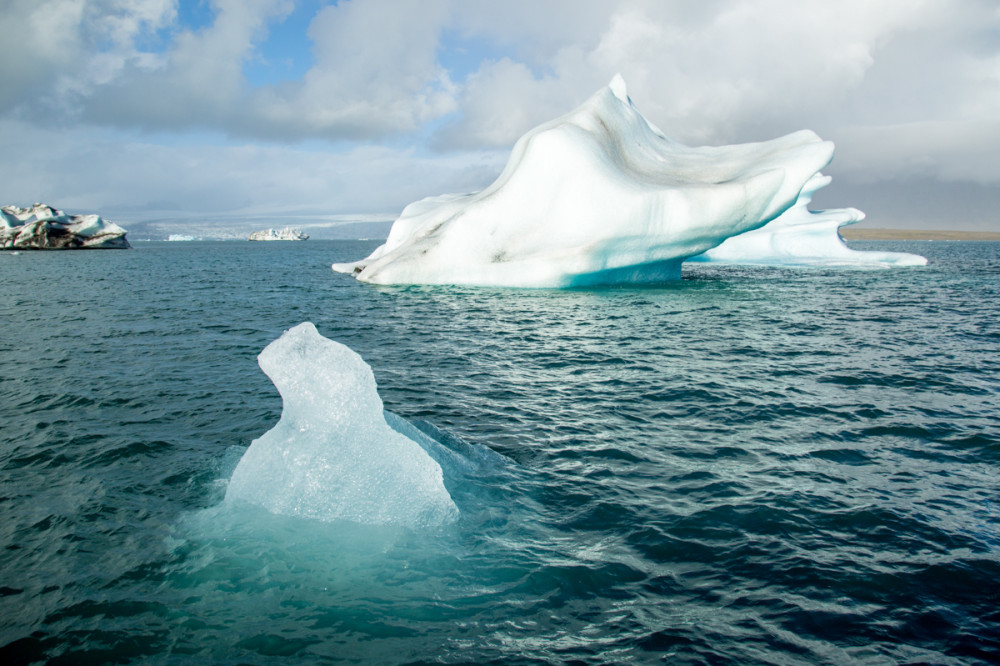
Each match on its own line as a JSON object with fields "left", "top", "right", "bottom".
{"left": 334, "top": 75, "right": 919, "bottom": 287}
{"left": 225, "top": 322, "right": 458, "bottom": 527}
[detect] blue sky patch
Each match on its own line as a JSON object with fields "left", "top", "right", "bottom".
{"left": 175, "top": 0, "right": 215, "bottom": 33}
{"left": 245, "top": 1, "right": 326, "bottom": 87}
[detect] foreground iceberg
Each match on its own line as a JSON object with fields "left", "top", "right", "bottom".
{"left": 226, "top": 323, "right": 458, "bottom": 527}
{"left": 1, "top": 203, "right": 129, "bottom": 249}
{"left": 689, "top": 174, "right": 927, "bottom": 267}
{"left": 335, "top": 76, "right": 853, "bottom": 287}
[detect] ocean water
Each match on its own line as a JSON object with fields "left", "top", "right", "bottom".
{"left": 1, "top": 240, "right": 998, "bottom": 664}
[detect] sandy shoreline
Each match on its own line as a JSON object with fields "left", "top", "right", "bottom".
{"left": 840, "top": 228, "right": 1000, "bottom": 241}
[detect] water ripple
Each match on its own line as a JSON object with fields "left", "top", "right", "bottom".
{"left": 1, "top": 241, "right": 999, "bottom": 663}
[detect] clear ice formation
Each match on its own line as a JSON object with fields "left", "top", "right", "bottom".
{"left": 1, "top": 203, "right": 130, "bottom": 250}
{"left": 225, "top": 323, "right": 458, "bottom": 527}
{"left": 333, "top": 75, "right": 923, "bottom": 287}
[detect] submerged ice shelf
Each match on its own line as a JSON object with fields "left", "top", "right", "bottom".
{"left": 225, "top": 323, "right": 458, "bottom": 527}
{"left": 334, "top": 75, "right": 924, "bottom": 287}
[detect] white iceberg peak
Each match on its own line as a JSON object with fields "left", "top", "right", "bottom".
{"left": 608, "top": 73, "right": 629, "bottom": 103}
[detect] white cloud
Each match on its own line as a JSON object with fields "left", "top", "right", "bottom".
{"left": 0, "top": 0, "right": 177, "bottom": 114}
{"left": 834, "top": 120, "right": 1000, "bottom": 185}
{"left": 440, "top": 0, "right": 995, "bottom": 146}
{"left": 433, "top": 0, "right": 1000, "bottom": 211}
{"left": 6, "top": 0, "right": 998, "bottom": 151}
{"left": 75, "top": 0, "right": 293, "bottom": 129}
{"left": 0, "top": 0, "right": 87, "bottom": 110}
{"left": 3, "top": 0, "right": 458, "bottom": 140}
{"left": 446, "top": 0, "right": 611, "bottom": 64}
{"left": 431, "top": 59, "right": 571, "bottom": 151}
{"left": 0, "top": 119, "right": 505, "bottom": 217}
{"left": 242, "top": 0, "right": 457, "bottom": 139}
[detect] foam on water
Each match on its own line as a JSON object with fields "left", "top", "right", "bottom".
{"left": 225, "top": 322, "right": 458, "bottom": 527}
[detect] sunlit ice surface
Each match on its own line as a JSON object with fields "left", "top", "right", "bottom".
{"left": 334, "top": 76, "right": 924, "bottom": 287}
{"left": 224, "top": 322, "right": 459, "bottom": 527}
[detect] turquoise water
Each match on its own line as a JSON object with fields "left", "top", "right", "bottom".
{"left": 1, "top": 240, "right": 998, "bottom": 664}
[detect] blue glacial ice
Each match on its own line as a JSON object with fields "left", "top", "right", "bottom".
{"left": 225, "top": 323, "right": 459, "bottom": 527}
{"left": 333, "top": 75, "right": 924, "bottom": 287}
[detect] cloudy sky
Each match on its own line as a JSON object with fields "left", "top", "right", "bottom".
{"left": 1, "top": 0, "right": 998, "bottom": 231}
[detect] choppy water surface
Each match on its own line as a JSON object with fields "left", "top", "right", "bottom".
{"left": 1, "top": 240, "right": 998, "bottom": 664}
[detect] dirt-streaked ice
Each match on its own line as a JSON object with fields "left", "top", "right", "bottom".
{"left": 1, "top": 203, "right": 130, "bottom": 250}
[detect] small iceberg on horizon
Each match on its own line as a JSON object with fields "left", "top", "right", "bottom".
{"left": 333, "top": 75, "right": 924, "bottom": 287}
{"left": 225, "top": 323, "right": 458, "bottom": 527}
{"left": 248, "top": 227, "right": 308, "bottom": 241}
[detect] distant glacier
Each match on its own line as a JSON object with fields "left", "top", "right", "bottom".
{"left": 248, "top": 227, "right": 309, "bottom": 241}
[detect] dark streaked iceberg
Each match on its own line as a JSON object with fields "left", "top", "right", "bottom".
{"left": 334, "top": 75, "right": 913, "bottom": 288}
{"left": 1, "top": 204, "right": 130, "bottom": 250}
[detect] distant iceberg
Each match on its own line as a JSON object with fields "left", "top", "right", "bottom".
{"left": 1, "top": 203, "right": 129, "bottom": 250}
{"left": 248, "top": 227, "right": 308, "bottom": 241}
{"left": 334, "top": 75, "right": 923, "bottom": 287}
{"left": 226, "top": 323, "right": 458, "bottom": 527}
{"left": 167, "top": 234, "right": 197, "bottom": 242}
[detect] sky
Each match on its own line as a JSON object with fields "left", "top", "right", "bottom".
{"left": 1, "top": 0, "right": 998, "bottom": 232}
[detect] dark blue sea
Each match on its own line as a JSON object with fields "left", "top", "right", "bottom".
{"left": 1, "top": 240, "right": 998, "bottom": 664}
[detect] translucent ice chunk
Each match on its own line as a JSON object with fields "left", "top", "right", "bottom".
{"left": 225, "top": 323, "right": 458, "bottom": 527}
